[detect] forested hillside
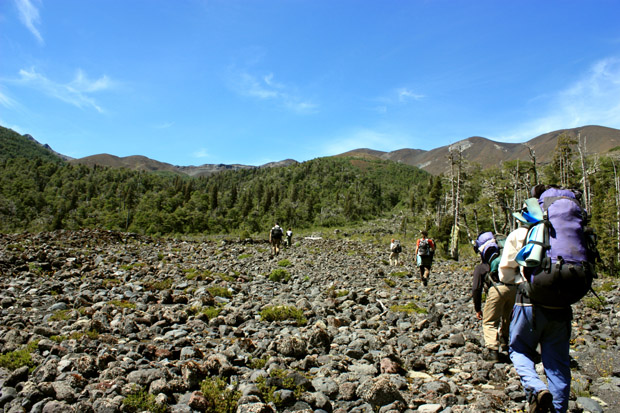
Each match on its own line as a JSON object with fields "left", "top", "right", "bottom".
{"left": 0, "top": 126, "right": 63, "bottom": 163}
{"left": 0, "top": 154, "right": 430, "bottom": 235}
{"left": 1, "top": 128, "right": 619, "bottom": 276}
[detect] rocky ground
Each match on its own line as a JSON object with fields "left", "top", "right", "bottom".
{"left": 0, "top": 229, "right": 619, "bottom": 413}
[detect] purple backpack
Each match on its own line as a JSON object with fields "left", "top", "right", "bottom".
{"left": 523, "top": 187, "right": 596, "bottom": 307}
{"left": 474, "top": 231, "right": 499, "bottom": 264}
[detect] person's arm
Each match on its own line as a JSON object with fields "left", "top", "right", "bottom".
{"left": 415, "top": 239, "right": 420, "bottom": 255}
{"left": 472, "top": 263, "right": 487, "bottom": 318}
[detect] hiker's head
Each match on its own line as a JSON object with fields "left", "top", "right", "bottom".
{"left": 391, "top": 239, "right": 395, "bottom": 243}
{"left": 421, "top": 230, "right": 428, "bottom": 238}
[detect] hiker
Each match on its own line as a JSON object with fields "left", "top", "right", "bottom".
{"left": 472, "top": 230, "right": 521, "bottom": 362}
{"left": 269, "top": 222, "right": 284, "bottom": 256}
{"left": 415, "top": 230, "right": 435, "bottom": 285}
{"left": 286, "top": 227, "right": 293, "bottom": 248}
{"left": 509, "top": 185, "right": 598, "bottom": 413}
{"left": 389, "top": 239, "right": 402, "bottom": 266}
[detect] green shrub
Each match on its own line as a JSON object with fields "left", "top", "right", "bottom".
{"left": 49, "top": 310, "right": 72, "bottom": 321}
{"left": 269, "top": 269, "right": 291, "bottom": 283}
{"left": 207, "top": 286, "right": 232, "bottom": 298}
{"left": 598, "top": 281, "right": 616, "bottom": 292}
{"left": 200, "top": 377, "right": 241, "bottom": 413}
{"left": 109, "top": 300, "right": 137, "bottom": 309}
{"left": 0, "top": 342, "right": 38, "bottom": 371}
{"left": 256, "top": 369, "right": 306, "bottom": 408}
{"left": 260, "top": 305, "right": 307, "bottom": 326}
{"left": 249, "top": 356, "right": 269, "bottom": 369}
{"left": 238, "top": 253, "right": 252, "bottom": 259}
{"left": 146, "top": 278, "right": 173, "bottom": 290}
{"left": 184, "top": 268, "right": 212, "bottom": 281}
{"left": 583, "top": 296, "right": 606, "bottom": 310}
{"left": 384, "top": 278, "right": 396, "bottom": 288}
{"left": 50, "top": 335, "right": 67, "bottom": 343}
{"left": 102, "top": 278, "right": 121, "bottom": 287}
{"left": 277, "top": 259, "right": 292, "bottom": 267}
{"left": 390, "top": 302, "right": 428, "bottom": 314}
{"left": 122, "top": 388, "right": 166, "bottom": 413}
{"left": 201, "top": 306, "right": 222, "bottom": 321}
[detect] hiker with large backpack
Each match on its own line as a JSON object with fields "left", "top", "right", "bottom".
{"left": 389, "top": 239, "right": 402, "bottom": 266}
{"left": 509, "top": 185, "right": 599, "bottom": 413}
{"left": 471, "top": 230, "right": 520, "bottom": 362}
{"left": 415, "top": 230, "right": 436, "bottom": 286}
{"left": 269, "top": 222, "right": 284, "bottom": 256}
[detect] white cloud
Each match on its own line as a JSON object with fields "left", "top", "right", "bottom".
{"left": 193, "top": 148, "right": 210, "bottom": 158}
{"left": 0, "top": 89, "right": 17, "bottom": 108}
{"left": 496, "top": 57, "right": 620, "bottom": 142}
{"left": 231, "top": 71, "right": 317, "bottom": 114}
{"left": 397, "top": 87, "right": 425, "bottom": 102}
{"left": 15, "top": 0, "right": 43, "bottom": 44}
{"left": 16, "top": 67, "right": 112, "bottom": 112}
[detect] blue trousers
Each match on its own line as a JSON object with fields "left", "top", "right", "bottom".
{"left": 509, "top": 305, "right": 572, "bottom": 413}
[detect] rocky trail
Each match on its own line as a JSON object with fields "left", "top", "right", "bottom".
{"left": 0, "top": 229, "right": 619, "bottom": 413}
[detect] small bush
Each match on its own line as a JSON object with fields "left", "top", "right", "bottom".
{"left": 109, "top": 300, "right": 137, "bottom": 309}
{"left": 384, "top": 278, "right": 396, "bottom": 288}
{"left": 583, "top": 296, "right": 606, "bottom": 310}
{"left": 269, "top": 269, "right": 291, "bottom": 283}
{"left": 238, "top": 253, "right": 252, "bottom": 259}
{"left": 184, "top": 268, "right": 212, "bottom": 281}
{"left": 146, "top": 278, "right": 173, "bottom": 291}
{"left": 260, "top": 305, "right": 307, "bottom": 326}
{"left": 598, "top": 281, "right": 616, "bottom": 292}
{"left": 122, "top": 388, "right": 166, "bottom": 413}
{"left": 49, "top": 310, "right": 72, "bottom": 322}
{"left": 200, "top": 377, "right": 241, "bottom": 413}
{"left": 0, "top": 342, "right": 38, "bottom": 371}
{"left": 50, "top": 335, "right": 67, "bottom": 343}
{"left": 391, "top": 302, "right": 428, "bottom": 314}
{"left": 102, "top": 278, "right": 121, "bottom": 288}
{"left": 249, "top": 356, "right": 269, "bottom": 369}
{"left": 201, "top": 306, "right": 222, "bottom": 321}
{"left": 207, "top": 286, "right": 232, "bottom": 298}
{"left": 277, "top": 259, "right": 292, "bottom": 267}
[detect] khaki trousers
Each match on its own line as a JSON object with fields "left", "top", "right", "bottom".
{"left": 482, "top": 284, "right": 517, "bottom": 350}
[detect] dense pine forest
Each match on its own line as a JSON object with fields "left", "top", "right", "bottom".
{"left": 1, "top": 126, "right": 619, "bottom": 276}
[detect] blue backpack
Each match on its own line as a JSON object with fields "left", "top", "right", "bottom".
{"left": 514, "top": 186, "right": 598, "bottom": 307}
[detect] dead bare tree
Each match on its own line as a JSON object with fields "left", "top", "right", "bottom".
{"left": 613, "top": 159, "right": 620, "bottom": 264}
{"left": 448, "top": 146, "right": 463, "bottom": 260}
{"left": 577, "top": 133, "right": 591, "bottom": 211}
{"left": 526, "top": 144, "right": 538, "bottom": 186}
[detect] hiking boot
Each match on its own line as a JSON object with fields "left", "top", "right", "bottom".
{"left": 529, "top": 389, "right": 553, "bottom": 413}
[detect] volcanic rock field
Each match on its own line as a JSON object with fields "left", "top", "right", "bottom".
{"left": 0, "top": 229, "right": 619, "bottom": 412}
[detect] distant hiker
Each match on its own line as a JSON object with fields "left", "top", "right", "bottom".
{"left": 415, "top": 230, "right": 435, "bottom": 285}
{"left": 389, "top": 239, "right": 402, "bottom": 266}
{"left": 471, "top": 230, "right": 520, "bottom": 362}
{"left": 509, "top": 185, "right": 599, "bottom": 413}
{"left": 269, "top": 223, "right": 284, "bottom": 256}
{"left": 286, "top": 227, "right": 293, "bottom": 248}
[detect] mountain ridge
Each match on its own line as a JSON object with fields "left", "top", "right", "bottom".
{"left": 4, "top": 124, "right": 620, "bottom": 176}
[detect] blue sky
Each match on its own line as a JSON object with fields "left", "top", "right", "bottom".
{"left": 1, "top": 0, "right": 620, "bottom": 166}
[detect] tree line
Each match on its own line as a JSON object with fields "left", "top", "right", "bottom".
{"left": 1, "top": 126, "right": 619, "bottom": 276}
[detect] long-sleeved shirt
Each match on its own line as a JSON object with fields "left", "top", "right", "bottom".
{"left": 498, "top": 226, "right": 529, "bottom": 284}
{"left": 471, "top": 262, "right": 490, "bottom": 313}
